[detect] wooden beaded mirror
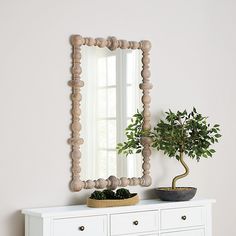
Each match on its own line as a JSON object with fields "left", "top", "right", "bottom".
{"left": 68, "top": 35, "right": 152, "bottom": 191}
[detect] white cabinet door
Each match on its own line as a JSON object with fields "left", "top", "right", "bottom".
{"left": 161, "top": 229, "right": 204, "bottom": 236}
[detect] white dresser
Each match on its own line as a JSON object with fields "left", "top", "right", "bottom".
{"left": 22, "top": 199, "right": 215, "bottom": 236}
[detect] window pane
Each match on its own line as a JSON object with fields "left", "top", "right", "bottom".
{"left": 126, "top": 51, "right": 135, "bottom": 84}
{"left": 127, "top": 85, "right": 135, "bottom": 117}
{"left": 97, "top": 120, "right": 107, "bottom": 149}
{"left": 97, "top": 89, "right": 107, "bottom": 118}
{"left": 97, "top": 151, "right": 117, "bottom": 178}
{"left": 107, "top": 56, "right": 116, "bottom": 86}
{"left": 107, "top": 151, "right": 117, "bottom": 176}
{"left": 107, "top": 88, "right": 116, "bottom": 117}
{"left": 97, "top": 57, "right": 107, "bottom": 87}
{"left": 97, "top": 150, "right": 107, "bottom": 178}
{"left": 108, "top": 120, "right": 116, "bottom": 149}
{"left": 126, "top": 153, "right": 143, "bottom": 178}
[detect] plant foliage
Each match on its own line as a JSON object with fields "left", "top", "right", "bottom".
{"left": 116, "top": 188, "right": 131, "bottom": 199}
{"left": 90, "top": 191, "right": 106, "bottom": 200}
{"left": 102, "top": 189, "right": 116, "bottom": 199}
{"left": 117, "top": 108, "right": 221, "bottom": 161}
{"left": 116, "top": 110, "right": 145, "bottom": 156}
{"left": 90, "top": 188, "right": 132, "bottom": 200}
{"left": 152, "top": 108, "right": 221, "bottom": 161}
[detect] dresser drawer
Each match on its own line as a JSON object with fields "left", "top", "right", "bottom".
{"left": 111, "top": 210, "right": 158, "bottom": 235}
{"left": 53, "top": 215, "right": 107, "bottom": 236}
{"left": 161, "top": 229, "right": 204, "bottom": 236}
{"left": 161, "top": 207, "right": 204, "bottom": 230}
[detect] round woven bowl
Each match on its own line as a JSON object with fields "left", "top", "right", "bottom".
{"left": 156, "top": 187, "right": 197, "bottom": 201}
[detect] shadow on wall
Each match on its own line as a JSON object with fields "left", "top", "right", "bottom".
{"left": 7, "top": 210, "right": 24, "bottom": 236}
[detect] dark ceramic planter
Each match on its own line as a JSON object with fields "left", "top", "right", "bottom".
{"left": 156, "top": 187, "right": 197, "bottom": 201}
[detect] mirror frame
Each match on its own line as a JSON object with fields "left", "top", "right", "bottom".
{"left": 69, "top": 35, "right": 152, "bottom": 191}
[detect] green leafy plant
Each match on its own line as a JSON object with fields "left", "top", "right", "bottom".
{"left": 90, "top": 191, "right": 106, "bottom": 200}
{"left": 116, "top": 188, "right": 132, "bottom": 199}
{"left": 117, "top": 108, "right": 221, "bottom": 189}
{"left": 102, "top": 189, "right": 116, "bottom": 199}
{"left": 152, "top": 108, "right": 221, "bottom": 188}
{"left": 90, "top": 189, "right": 133, "bottom": 200}
{"left": 116, "top": 110, "right": 146, "bottom": 156}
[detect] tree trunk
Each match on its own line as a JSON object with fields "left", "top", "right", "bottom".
{"left": 172, "top": 152, "right": 190, "bottom": 189}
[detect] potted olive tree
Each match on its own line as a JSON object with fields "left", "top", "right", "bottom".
{"left": 117, "top": 108, "right": 221, "bottom": 201}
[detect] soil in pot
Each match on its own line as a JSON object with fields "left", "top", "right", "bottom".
{"left": 156, "top": 187, "right": 197, "bottom": 201}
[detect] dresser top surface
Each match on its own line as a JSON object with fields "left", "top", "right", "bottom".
{"left": 22, "top": 198, "right": 215, "bottom": 218}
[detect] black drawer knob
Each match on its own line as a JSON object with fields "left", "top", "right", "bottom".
{"left": 133, "top": 220, "right": 139, "bottom": 225}
{"left": 181, "top": 215, "right": 187, "bottom": 220}
{"left": 79, "top": 226, "right": 85, "bottom": 231}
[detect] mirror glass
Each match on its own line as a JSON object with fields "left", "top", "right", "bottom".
{"left": 80, "top": 46, "right": 143, "bottom": 180}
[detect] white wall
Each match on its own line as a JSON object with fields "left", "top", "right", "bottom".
{"left": 0, "top": 0, "right": 235, "bottom": 235}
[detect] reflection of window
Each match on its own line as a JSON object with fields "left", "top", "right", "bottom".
{"left": 81, "top": 47, "right": 142, "bottom": 180}
{"left": 97, "top": 55, "right": 117, "bottom": 178}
